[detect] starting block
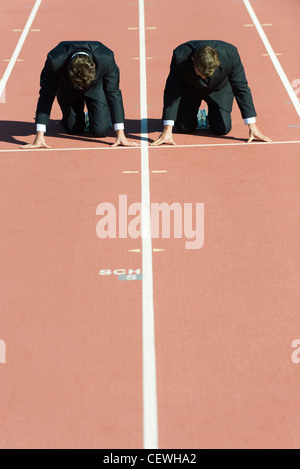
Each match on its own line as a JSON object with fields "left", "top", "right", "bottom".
{"left": 197, "top": 109, "right": 209, "bottom": 129}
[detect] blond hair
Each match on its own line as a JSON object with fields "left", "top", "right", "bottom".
{"left": 193, "top": 46, "right": 220, "bottom": 77}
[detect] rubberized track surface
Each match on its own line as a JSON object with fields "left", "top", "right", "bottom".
{"left": 0, "top": 0, "right": 299, "bottom": 449}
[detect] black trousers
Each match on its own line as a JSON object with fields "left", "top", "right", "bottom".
{"left": 56, "top": 87, "right": 112, "bottom": 137}
{"left": 175, "top": 90, "right": 233, "bottom": 136}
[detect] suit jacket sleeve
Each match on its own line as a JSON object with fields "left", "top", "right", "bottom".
{"left": 35, "top": 54, "right": 59, "bottom": 125}
{"left": 102, "top": 53, "right": 125, "bottom": 124}
{"left": 228, "top": 47, "right": 256, "bottom": 119}
{"left": 162, "top": 51, "right": 185, "bottom": 121}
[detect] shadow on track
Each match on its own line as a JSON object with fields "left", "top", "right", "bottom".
{"left": 0, "top": 118, "right": 247, "bottom": 147}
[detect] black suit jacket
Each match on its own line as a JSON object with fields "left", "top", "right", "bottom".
{"left": 163, "top": 40, "right": 256, "bottom": 121}
{"left": 35, "top": 41, "right": 125, "bottom": 125}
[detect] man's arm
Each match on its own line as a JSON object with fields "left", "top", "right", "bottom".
{"left": 103, "top": 53, "right": 137, "bottom": 147}
{"left": 150, "top": 124, "right": 176, "bottom": 146}
{"left": 246, "top": 122, "right": 272, "bottom": 143}
{"left": 162, "top": 51, "right": 185, "bottom": 121}
{"left": 102, "top": 53, "right": 125, "bottom": 125}
{"left": 228, "top": 46, "right": 256, "bottom": 119}
{"left": 152, "top": 50, "right": 185, "bottom": 146}
{"left": 20, "top": 129, "right": 51, "bottom": 149}
{"left": 35, "top": 55, "right": 59, "bottom": 125}
{"left": 229, "top": 46, "right": 271, "bottom": 142}
{"left": 21, "top": 54, "right": 58, "bottom": 149}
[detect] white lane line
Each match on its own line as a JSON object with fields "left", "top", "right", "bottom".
{"left": 242, "top": 0, "right": 300, "bottom": 117}
{"left": 0, "top": 86, "right": 6, "bottom": 103}
{"left": 0, "top": 0, "right": 43, "bottom": 100}
{"left": 139, "top": 0, "right": 159, "bottom": 450}
{"left": 0, "top": 146, "right": 140, "bottom": 153}
{"left": 149, "top": 140, "right": 300, "bottom": 149}
{"left": 1, "top": 140, "right": 300, "bottom": 153}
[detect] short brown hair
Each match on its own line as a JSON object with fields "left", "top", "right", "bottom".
{"left": 68, "top": 54, "right": 96, "bottom": 89}
{"left": 193, "top": 46, "right": 220, "bottom": 77}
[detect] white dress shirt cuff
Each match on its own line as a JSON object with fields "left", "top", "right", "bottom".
{"left": 244, "top": 117, "right": 256, "bottom": 125}
{"left": 114, "top": 123, "right": 124, "bottom": 131}
{"left": 163, "top": 120, "right": 175, "bottom": 126}
{"left": 36, "top": 123, "right": 46, "bottom": 133}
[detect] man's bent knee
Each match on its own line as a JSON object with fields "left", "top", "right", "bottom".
{"left": 210, "top": 122, "right": 232, "bottom": 136}
{"left": 175, "top": 121, "right": 197, "bottom": 134}
{"left": 61, "top": 120, "right": 85, "bottom": 135}
{"left": 90, "top": 124, "right": 111, "bottom": 138}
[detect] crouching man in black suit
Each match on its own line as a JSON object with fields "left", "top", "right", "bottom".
{"left": 21, "top": 41, "right": 137, "bottom": 148}
{"left": 151, "top": 40, "right": 271, "bottom": 146}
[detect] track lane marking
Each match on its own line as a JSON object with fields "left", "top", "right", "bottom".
{"left": 0, "top": 0, "right": 43, "bottom": 99}
{"left": 139, "top": 0, "right": 159, "bottom": 450}
{"left": 2, "top": 140, "right": 299, "bottom": 153}
{"left": 242, "top": 0, "right": 300, "bottom": 117}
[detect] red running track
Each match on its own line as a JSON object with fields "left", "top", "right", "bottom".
{"left": 0, "top": 0, "right": 300, "bottom": 449}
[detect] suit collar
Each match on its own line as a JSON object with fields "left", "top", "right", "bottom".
{"left": 70, "top": 51, "right": 91, "bottom": 60}
{"left": 208, "top": 67, "right": 220, "bottom": 88}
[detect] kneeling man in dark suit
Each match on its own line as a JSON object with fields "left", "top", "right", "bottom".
{"left": 152, "top": 40, "right": 271, "bottom": 146}
{"left": 22, "top": 41, "right": 136, "bottom": 148}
